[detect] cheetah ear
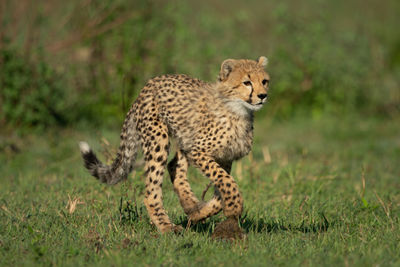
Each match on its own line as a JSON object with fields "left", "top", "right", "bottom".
{"left": 219, "top": 59, "right": 235, "bottom": 81}
{"left": 257, "top": 56, "right": 268, "bottom": 68}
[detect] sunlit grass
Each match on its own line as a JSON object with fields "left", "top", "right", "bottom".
{"left": 1, "top": 115, "right": 399, "bottom": 266}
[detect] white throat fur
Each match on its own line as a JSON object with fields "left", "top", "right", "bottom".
{"left": 225, "top": 99, "right": 263, "bottom": 117}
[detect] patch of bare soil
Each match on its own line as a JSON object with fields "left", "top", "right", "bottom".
{"left": 211, "top": 217, "right": 245, "bottom": 241}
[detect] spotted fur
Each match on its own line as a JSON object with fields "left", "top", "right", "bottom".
{"left": 80, "top": 57, "right": 270, "bottom": 233}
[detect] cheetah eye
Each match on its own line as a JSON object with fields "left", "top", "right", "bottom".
{"left": 262, "top": 79, "right": 269, "bottom": 86}
{"left": 243, "top": 81, "right": 252, "bottom": 86}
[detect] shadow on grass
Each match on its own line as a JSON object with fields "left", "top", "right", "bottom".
{"left": 178, "top": 217, "right": 217, "bottom": 235}
{"left": 239, "top": 213, "right": 331, "bottom": 234}
{"left": 177, "top": 212, "right": 331, "bottom": 235}
{"left": 118, "top": 199, "right": 331, "bottom": 235}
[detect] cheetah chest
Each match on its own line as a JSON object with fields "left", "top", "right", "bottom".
{"left": 211, "top": 117, "right": 253, "bottom": 162}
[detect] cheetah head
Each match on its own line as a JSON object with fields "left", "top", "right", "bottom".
{"left": 218, "top": 56, "right": 270, "bottom": 115}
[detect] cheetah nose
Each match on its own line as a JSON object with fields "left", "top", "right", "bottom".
{"left": 257, "top": 94, "right": 267, "bottom": 100}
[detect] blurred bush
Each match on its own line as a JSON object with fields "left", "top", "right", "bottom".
{"left": 0, "top": 0, "right": 399, "bottom": 131}
{"left": 0, "top": 47, "right": 68, "bottom": 129}
{"left": 267, "top": 1, "right": 400, "bottom": 118}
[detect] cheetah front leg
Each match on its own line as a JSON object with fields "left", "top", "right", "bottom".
{"left": 186, "top": 161, "right": 234, "bottom": 222}
{"left": 168, "top": 150, "right": 224, "bottom": 222}
{"left": 189, "top": 155, "right": 243, "bottom": 218}
{"left": 189, "top": 154, "right": 245, "bottom": 239}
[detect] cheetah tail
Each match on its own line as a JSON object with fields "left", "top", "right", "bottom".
{"left": 79, "top": 127, "right": 139, "bottom": 185}
{"left": 79, "top": 140, "right": 135, "bottom": 185}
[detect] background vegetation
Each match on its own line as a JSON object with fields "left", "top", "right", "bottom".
{"left": 1, "top": 0, "right": 399, "bottom": 130}
{"left": 0, "top": 0, "right": 399, "bottom": 266}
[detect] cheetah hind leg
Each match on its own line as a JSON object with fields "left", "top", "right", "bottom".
{"left": 168, "top": 151, "right": 223, "bottom": 223}
{"left": 141, "top": 123, "right": 182, "bottom": 234}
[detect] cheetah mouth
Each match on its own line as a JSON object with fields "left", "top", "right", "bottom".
{"left": 253, "top": 97, "right": 268, "bottom": 107}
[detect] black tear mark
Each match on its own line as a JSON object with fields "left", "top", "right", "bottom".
{"left": 247, "top": 74, "right": 254, "bottom": 103}
{"left": 248, "top": 85, "right": 254, "bottom": 103}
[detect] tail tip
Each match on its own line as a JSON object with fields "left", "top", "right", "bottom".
{"left": 79, "top": 141, "right": 91, "bottom": 154}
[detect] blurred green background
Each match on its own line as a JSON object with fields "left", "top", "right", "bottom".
{"left": 1, "top": 0, "right": 399, "bottom": 131}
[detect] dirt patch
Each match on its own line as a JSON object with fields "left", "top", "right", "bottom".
{"left": 211, "top": 217, "right": 245, "bottom": 241}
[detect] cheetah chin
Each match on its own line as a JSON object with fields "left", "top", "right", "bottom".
{"left": 242, "top": 100, "right": 265, "bottom": 111}
{"left": 225, "top": 99, "right": 265, "bottom": 117}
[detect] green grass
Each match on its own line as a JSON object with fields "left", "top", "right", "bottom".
{"left": 1, "top": 115, "right": 399, "bottom": 266}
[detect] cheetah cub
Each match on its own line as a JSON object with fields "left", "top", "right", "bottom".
{"left": 80, "top": 57, "right": 270, "bottom": 234}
